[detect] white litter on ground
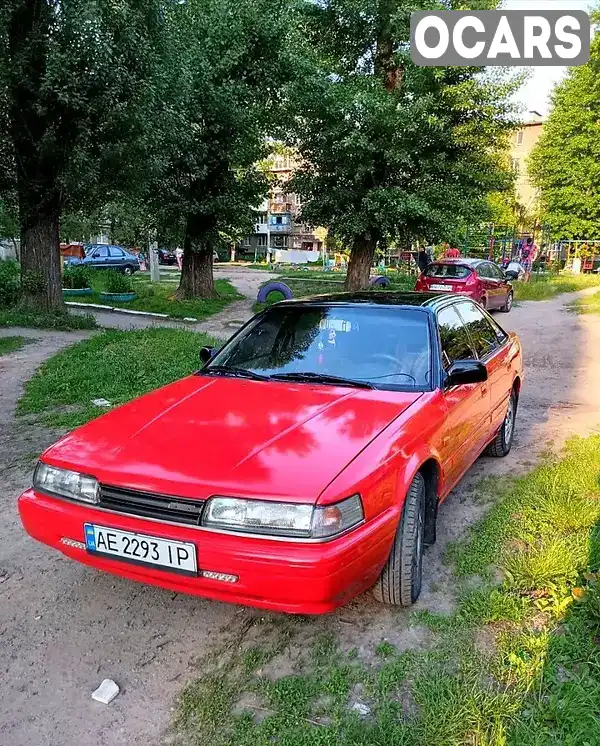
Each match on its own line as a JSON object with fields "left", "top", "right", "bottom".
{"left": 92, "top": 679, "right": 120, "bottom": 704}
{"left": 351, "top": 702, "right": 371, "bottom": 717}
{"left": 92, "top": 398, "right": 111, "bottom": 407}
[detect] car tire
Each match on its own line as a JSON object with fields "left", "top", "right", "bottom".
{"left": 487, "top": 391, "right": 517, "bottom": 457}
{"left": 123, "top": 265, "right": 134, "bottom": 276}
{"left": 479, "top": 295, "right": 488, "bottom": 310}
{"left": 500, "top": 291, "right": 513, "bottom": 313}
{"left": 373, "top": 472, "right": 425, "bottom": 607}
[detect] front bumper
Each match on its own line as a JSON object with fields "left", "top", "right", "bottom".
{"left": 18, "top": 489, "right": 397, "bottom": 614}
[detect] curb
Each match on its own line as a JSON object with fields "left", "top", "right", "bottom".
{"left": 66, "top": 302, "right": 198, "bottom": 323}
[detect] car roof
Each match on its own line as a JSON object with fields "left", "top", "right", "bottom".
{"left": 431, "top": 257, "right": 485, "bottom": 266}
{"left": 278, "top": 291, "right": 468, "bottom": 312}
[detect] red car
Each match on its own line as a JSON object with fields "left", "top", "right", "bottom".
{"left": 19, "top": 293, "right": 522, "bottom": 614}
{"left": 415, "top": 258, "right": 514, "bottom": 312}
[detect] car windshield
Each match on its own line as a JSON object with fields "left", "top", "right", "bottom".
{"left": 204, "top": 305, "right": 431, "bottom": 390}
{"left": 425, "top": 264, "right": 471, "bottom": 278}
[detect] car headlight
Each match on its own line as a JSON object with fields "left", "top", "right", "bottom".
{"left": 201, "top": 494, "right": 363, "bottom": 539}
{"left": 34, "top": 462, "right": 99, "bottom": 504}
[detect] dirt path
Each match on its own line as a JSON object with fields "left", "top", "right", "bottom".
{"left": 1, "top": 291, "right": 599, "bottom": 745}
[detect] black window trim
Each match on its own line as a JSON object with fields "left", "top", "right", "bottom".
{"left": 434, "top": 301, "right": 478, "bottom": 384}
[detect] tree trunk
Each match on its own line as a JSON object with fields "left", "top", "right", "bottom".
{"left": 20, "top": 210, "right": 64, "bottom": 312}
{"left": 345, "top": 235, "right": 377, "bottom": 291}
{"left": 176, "top": 218, "right": 217, "bottom": 299}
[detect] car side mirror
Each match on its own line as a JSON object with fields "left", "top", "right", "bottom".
{"left": 445, "top": 360, "right": 488, "bottom": 387}
{"left": 199, "top": 346, "right": 216, "bottom": 365}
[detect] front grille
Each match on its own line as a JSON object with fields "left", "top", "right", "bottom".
{"left": 99, "top": 485, "right": 205, "bottom": 526}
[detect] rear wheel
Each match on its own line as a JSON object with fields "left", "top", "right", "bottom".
{"left": 123, "top": 265, "right": 134, "bottom": 276}
{"left": 487, "top": 391, "right": 517, "bottom": 457}
{"left": 373, "top": 473, "right": 425, "bottom": 606}
{"left": 479, "top": 295, "right": 488, "bottom": 310}
{"left": 500, "top": 291, "right": 513, "bottom": 313}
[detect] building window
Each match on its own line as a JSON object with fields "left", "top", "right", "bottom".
{"left": 516, "top": 130, "right": 523, "bottom": 145}
{"left": 255, "top": 213, "right": 267, "bottom": 224}
{"left": 511, "top": 158, "right": 520, "bottom": 173}
{"left": 273, "top": 235, "right": 289, "bottom": 248}
{"left": 257, "top": 235, "right": 267, "bottom": 247}
{"left": 242, "top": 236, "right": 251, "bottom": 247}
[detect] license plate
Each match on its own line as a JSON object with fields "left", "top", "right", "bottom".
{"left": 430, "top": 283, "right": 452, "bottom": 291}
{"left": 84, "top": 524, "right": 197, "bottom": 575}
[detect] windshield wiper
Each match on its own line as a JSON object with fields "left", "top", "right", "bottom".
{"left": 270, "top": 372, "right": 374, "bottom": 389}
{"left": 202, "top": 365, "right": 270, "bottom": 382}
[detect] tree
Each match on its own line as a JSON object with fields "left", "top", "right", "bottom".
{"left": 528, "top": 26, "right": 600, "bottom": 239}
{"left": 290, "top": 0, "right": 517, "bottom": 290}
{"left": 152, "top": 0, "right": 294, "bottom": 300}
{"left": 0, "top": 0, "right": 165, "bottom": 311}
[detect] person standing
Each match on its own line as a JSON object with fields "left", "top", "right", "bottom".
{"left": 417, "top": 246, "right": 429, "bottom": 274}
{"left": 175, "top": 246, "right": 183, "bottom": 272}
{"left": 520, "top": 237, "right": 537, "bottom": 282}
{"left": 444, "top": 244, "right": 461, "bottom": 259}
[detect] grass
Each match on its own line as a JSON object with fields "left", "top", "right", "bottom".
{"left": 70, "top": 273, "right": 242, "bottom": 320}
{"left": 0, "top": 335, "right": 31, "bottom": 355}
{"left": 18, "top": 327, "right": 217, "bottom": 428}
{"left": 513, "top": 272, "right": 600, "bottom": 301}
{"left": 175, "top": 433, "right": 600, "bottom": 746}
{"left": 572, "top": 290, "right": 600, "bottom": 315}
{"left": 252, "top": 272, "right": 415, "bottom": 312}
{"left": 0, "top": 308, "right": 97, "bottom": 330}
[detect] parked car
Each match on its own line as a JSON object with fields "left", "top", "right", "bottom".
{"left": 415, "top": 258, "right": 513, "bottom": 312}
{"left": 157, "top": 248, "right": 177, "bottom": 265}
{"left": 68, "top": 244, "right": 139, "bottom": 275}
{"left": 19, "top": 292, "right": 522, "bottom": 614}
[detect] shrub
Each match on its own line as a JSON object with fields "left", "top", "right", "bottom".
{"left": 0, "top": 259, "right": 21, "bottom": 307}
{"left": 62, "top": 265, "right": 91, "bottom": 289}
{"left": 103, "top": 270, "right": 133, "bottom": 294}
{"left": 21, "top": 269, "right": 47, "bottom": 295}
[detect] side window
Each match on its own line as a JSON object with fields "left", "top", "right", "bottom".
{"left": 437, "top": 306, "right": 475, "bottom": 369}
{"left": 109, "top": 247, "right": 125, "bottom": 258}
{"left": 476, "top": 263, "right": 490, "bottom": 278}
{"left": 455, "top": 301, "right": 500, "bottom": 358}
{"left": 94, "top": 246, "right": 109, "bottom": 258}
{"left": 489, "top": 263, "right": 504, "bottom": 279}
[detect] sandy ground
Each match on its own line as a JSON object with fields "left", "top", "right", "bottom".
{"left": 1, "top": 288, "right": 599, "bottom": 745}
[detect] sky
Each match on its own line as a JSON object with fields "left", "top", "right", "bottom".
{"left": 505, "top": 0, "right": 594, "bottom": 117}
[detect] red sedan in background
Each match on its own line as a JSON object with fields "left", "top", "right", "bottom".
{"left": 19, "top": 292, "right": 522, "bottom": 614}
{"left": 415, "top": 258, "right": 514, "bottom": 312}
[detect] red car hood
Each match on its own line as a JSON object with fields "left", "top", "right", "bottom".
{"left": 43, "top": 376, "right": 422, "bottom": 502}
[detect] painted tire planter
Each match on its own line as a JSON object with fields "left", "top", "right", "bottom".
{"left": 369, "top": 275, "right": 391, "bottom": 288}
{"left": 62, "top": 287, "right": 93, "bottom": 297}
{"left": 100, "top": 292, "right": 137, "bottom": 303}
{"left": 256, "top": 281, "right": 294, "bottom": 304}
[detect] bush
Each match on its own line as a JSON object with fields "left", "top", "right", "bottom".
{"left": 62, "top": 265, "right": 91, "bottom": 289}
{"left": 0, "top": 259, "right": 21, "bottom": 308}
{"left": 103, "top": 270, "right": 133, "bottom": 294}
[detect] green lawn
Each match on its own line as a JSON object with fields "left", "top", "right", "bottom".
{"left": 513, "top": 272, "right": 600, "bottom": 301}
{"left": 572, "top": 290, "right": 600, "bottom": 315}
{"left": 0, "top": 335, "right": 30, "bottom": 355}
{"left": 253, "top": 273, "right": 415, "bottom": 312}
{"left": 0, "top": 308, "right": 97, "bottom": 330}
{"left": 19, "top": 327, "right": 217, "bottom": 429}
{"left": 71, "top": 274, "right": 242, "bottom": 320}
{"left": 175, "top": 433, "right": 600, "bottom": 746}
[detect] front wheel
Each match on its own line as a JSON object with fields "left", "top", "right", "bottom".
{"left": 487, "top": 391, "right": 517, "bottom": 457}
{"left": 122, "top": 265, "right": 134, "bottom": 276}
{"left": 373, "top": 473, "right": 425, "bottom": 607}
{"left": 500, "top": 291, "right": 513, "bottom": 313}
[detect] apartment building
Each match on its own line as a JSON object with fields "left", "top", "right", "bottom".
{"left": 510, "top": 111, "right": 545, "bottom": 214}
{"left": 237, "top": 153, "right": 324, "bottom": 260}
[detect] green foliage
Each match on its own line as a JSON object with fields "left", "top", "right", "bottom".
{"left": 288, "top": 2, "right": 519, "bottom": 252}
{"left": 0, "top": 309, "right": 96, "bottom": 330}
{"left": 102, "top": 270, "right": 133, "bottom": 294}
{"left": 0, "top": 335, "right": 30, "bottom": 356}
{"left": 62, "top": 265, "right": 91, "bottom": 290}
{"left": 528, "top": 27, "right": 600, "bottom": 238}
{"left": 573, "top": 289, "right": 600, "bottom": 315}
{"left": 18, "top": 328, "right": 218, "bottom": 426}
{"left": 513, "top": 273, "right": 600, "bottom": 301}
{"left": 0, "top": 258, "right": 21, "bottom": 307}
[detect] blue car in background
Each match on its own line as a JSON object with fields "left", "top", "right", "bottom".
{"left": 67, "top": 244, "right": 140, "bottom": 275}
